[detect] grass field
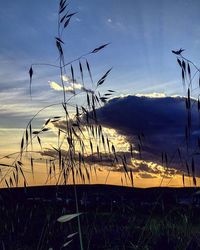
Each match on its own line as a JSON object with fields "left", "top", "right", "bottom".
{"left": 1, "top": 185, "right": 200, "bottom": 250}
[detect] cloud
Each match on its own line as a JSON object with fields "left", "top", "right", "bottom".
{"left": 49, "top": 75, "right": 94, "bottom": 94}
{"left": 49, "top": 81, "right": 78, "bottom": 92}
{"left": 41, "top": 93, "right": 200, "bottom": 179}
{"left": 75, "top": 17, "right": 81, "bottom": 22}
{"left": 50, "top": 93, "right": 196, "bottom": 178}
{"left": 0, "top": 55, "right": 72, "bottom": 128}
{"left": 40, "top": 146, "right": 177, "bottom": 180}
{"left": 96, "top": 94, "right": 200, "bottom": 175}
{"left": 138, "top": 173, "right": 157, "bottom": 179}
{"left": 135, "top": 92, "right": 166, "bottom": 98}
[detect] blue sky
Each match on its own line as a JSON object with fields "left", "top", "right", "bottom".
{"left": 0, "top": 0, "right": 200, "bottom": 128}
{"left": 0, "top": 0, "right": 199, "bottom": 142}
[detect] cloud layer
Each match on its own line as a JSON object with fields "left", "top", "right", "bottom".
{"left": 96, "top": 95, "right": 200, "bottom": 175}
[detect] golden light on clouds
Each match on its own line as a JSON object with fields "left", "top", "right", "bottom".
{"left": 0, "top": 124, "right": 198, "bottom": 189}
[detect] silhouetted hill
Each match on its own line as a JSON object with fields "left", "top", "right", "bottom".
{"left": 0, "top": 184, "right": 198, "bottom": 207}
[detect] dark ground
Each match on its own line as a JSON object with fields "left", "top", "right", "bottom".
{"left": 0, "top": 185, "right": 200, "bottom": 250}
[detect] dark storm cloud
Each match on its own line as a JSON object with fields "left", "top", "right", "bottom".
{"left": 96, "top": 95, "right": 200, "bottom": 175}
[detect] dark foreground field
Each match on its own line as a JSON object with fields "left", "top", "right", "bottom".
{"left": 1, "top": 185, "right": 200, "bottom": 250}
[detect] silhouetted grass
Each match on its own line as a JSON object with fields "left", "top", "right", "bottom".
{"left": 1, "top": 0, "right": 200, "bottom": 249}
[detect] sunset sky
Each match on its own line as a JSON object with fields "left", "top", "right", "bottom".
{"left": 0, "top": 0, "right": 200, "bottom": 187}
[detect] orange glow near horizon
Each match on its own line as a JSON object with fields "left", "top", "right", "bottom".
{"left": 1, "top": 164, "right": 198, "bottom": 189}
{"left": 0, "top": 126, "right": 198, "bottom": 189}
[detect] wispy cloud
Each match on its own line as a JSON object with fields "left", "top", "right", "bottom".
{"left": 75, "top": 17, "right": 81, "bottom": 22}
{"left": 49, "top": 75, "right": 94, "bottom": 94}
{"left": 106, "top": 19, "right": 127, "bottom": 32}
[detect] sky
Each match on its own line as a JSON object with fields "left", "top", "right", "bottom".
{"left": 0, "top": 0, "right": 200, "bottom": 187}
